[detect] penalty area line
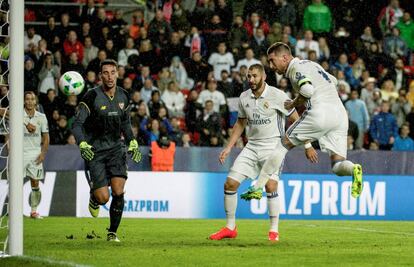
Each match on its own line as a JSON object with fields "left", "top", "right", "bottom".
{"left": 291, "top": 223, "right": 414, "bottom": 236}
{"left": 9, "top": 255, "right": 92, "bottom": 267}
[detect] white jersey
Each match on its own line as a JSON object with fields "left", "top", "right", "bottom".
{"left": 286, "top": 57, "right": 343, "bottom": 109}
{"left": 238, "top": 83, "right": 293, "bottom": 146}
{"left": 24, "top": 110, "right": 48, "bottom": 155}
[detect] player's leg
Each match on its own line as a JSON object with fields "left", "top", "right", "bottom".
{"left": 29, "top": 178, "right": 42, "bottom": 219}
{"left": 265, "top": 178, "right": 280, "bottom": 242}
{"left": 86, "top": 153, "right": 109, "bottom": 217}
{"left": 106, "top": 147, "right": 128, "bottom": 242}
{"left": 107, "top": 177, "right": 126, "bottom": 242}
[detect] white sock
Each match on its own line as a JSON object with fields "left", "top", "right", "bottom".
{"left": 30, "top": 187, "right": 41, "bottom": 213}
{"left": 224, "top": 190, "right": 237, "bottom": 230}
{"left": 332, "top": 160, "right": 354, "bottom": 176}
{"left": 255, "top": 143, "right": 288, "bottom": 190}
{"left": 267, "top": 192, "right": 280, "bottom": 232}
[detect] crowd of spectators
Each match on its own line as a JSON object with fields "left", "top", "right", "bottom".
{"left": 21, "top": 0, "right": 414, "bottom": 151}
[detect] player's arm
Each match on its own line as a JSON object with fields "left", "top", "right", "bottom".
{"left": 72, "top": 90, "right": 95, "bottom": 144}
{"left": 35, "top": 132, "right": 49, "bottom": 165}
{"left": 219, "top": 117, "right": 247, "bottom": 164}
{"left": 0, "top": 108, "right": 8, "bottom": 119}
{"left": 286, "top": 67, "right": 315, "bottom": 110}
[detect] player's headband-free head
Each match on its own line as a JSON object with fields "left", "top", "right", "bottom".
{"left": 267, "top": 42, "right": 292, "bottom": 56}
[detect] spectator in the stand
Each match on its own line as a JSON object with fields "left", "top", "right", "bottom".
{"left": 308, "top": 50, "right": 318, "bottom": 62}
{"left": 38, "top": 52, "right": 60, "bottom": 95}
{"left": 317, "top": 36, "right": 330, "bottom": 61}
{"left": 370, "top": 101, "right": 399, "bottom": 150}
{"left": 235, "top": 47, "right": 261, "bottom": 71}
{"left": 283, "top": 25, "right": 297, "bottom": 47}
{"left": 111, "top": 9, "right": 128, "bottom": 49}
{"left": 269, "top": 0, "right": 296, "bottom": 30}
{"left": 62, "top": 52, "right": 85, "bottom": 76}
{"left": 215, "top": 0, "right": 233, "bottom": 31}
{"left": 405, "top": 107, "right": 414, "bottom": 139}
{"left": 208, "top": 42, "right": 235, "bottom": 81}
{"left": 162, "top": 81, "right": 186, "bottom": 118}
{"left": 56, "top": 13, "right": 75, "bottom": 44}
{"left": 163, "top": 31, "right": 186, "bottom": 65}
{"left": 138, "top": 40, "right": 158, "bottom": 73}
{"left": 95, "top": 7, "right": 111, "bottom": 35}
{"left": 79, "top": 22, "right": 93, "bottom": 43}
{"left": 42, "top": 89, "right": 62, "bottom": 121}
{"left": 331, "top": 26, "right": 353, "bottom": 56}
{"left": 363, "top": 42, "right": 391, "bottom": 78}
{"left": 61, "top": 95, "right": 77, "bottom": 124}
{"left": 356, "top": 26, "right": 377, "bottom": 54}
{"left": 185, "top": 89, "right": 201, "bottom": 133}
{"left": 171, "top": 2, "right": 191, "bottom": 33}
{"left": 396, "top": 12, "right": 414, "bottom": 53}
{"left": 337, "top": 76, "right": 351, "bottom": 103}
{"left": 84, "top": 70, "right": 97, "bottom": 92}
{"left": 129, "top": 10, "right": 147, "bottom": 41}
{"left": 43, "top": 16, "right": 60, "bottom": 52}
{"left": 190, "top": 0, "right": 215, "bottom": 31}
{"left": 157, "top": 67, "right": 174, "bottom": 93}
{"left": 217, "top": 70, "right": 233, "bottom": 98}
{"left": 148, "top": 9, "right": 173, "bottom": 49}
{"left": 380, "top": 79, "right": 399, "bottom": 101}
{"left": 181, "top": 132, "right": 192, "bottom": 147}
{"left": 383, "top": 58, "right": 409, "bottom": 91}
{"left": 383, "top": 27, "right": 408, "bottom": 60}
{"left": 24, "top": 56, "right": 39, "bottom": 93}
{"left": 393, "top": 123, "right": 414, "bottom": 151}
{"left": 196, "top": 99, "right": 222, "bottom": 146}
{"left": 129, "top": 91, "right": 142, "bottom": 116}
{"left": 169, "top": 117, "right": 184, "bottom": 146}
{"left": 336, "top": 0, "right": 363, "bottom": 36}
{"left": 333, "top": 53, "right": 358, "bottom": 89}
{"left": 185, "top": 51, "right": 210, "bottom": 85}
{"left": 231, "top": 65, "right": 249, "bottom": 97}
{"left": 229, "top": 15, "right": 249, "bottom": 51}
{"left": 345, "top": 90, "right": 370, "bottom": 149}
{"left": 169, "top": 56, "right": 194, "bottom": 90}
{"left": 351, "top": 58, "right": 366, "bottom": 85}
{"left": 197, "top": 78, "right": 227, "bottom": 114}
{"left": 148, "top": 92, "right": 167, "bottom": 119}
{"left": 50, "top": 115, "right": 70, "bottom": 145}
{"left": 295, "top": 30, "right": 319, "bottom": 59}
{"left": 391, "top": 89, "right": 411, "bottom": 127}
{"left": 250, "top": 28, "right": 270, "bottom": 57}
{"left": 134, "top": 66, "right": 152, "bottom": 90}
{"left": 80, "top": 0, "right": 98, "bottom": 24}
{"left": 184, "top": 26, "right": 207, "bottom": 58}
{"left": 141, "top": 79, "right": 160, "bottom": 105}
{"left": 96, "top": 25, "right": 112, "bottom": 50}
{"left": 82, "top": 36, "right": 99, "bottom": 68}
{"left": 378, "top": 0, "right": 403, "bottom": 36}
{"left": 24, "top": 26, "right": 42, "bottom": 53}
{"left": 117, "top": 37, "right": 139, "bottom": 67}
{"left": 407, "top": 81, "right": 414, "bottom": 107}
{"left": 303, "top": 0, "right": 332, "bottom": 36}
{"left": 86, "top": 49, "right": 107, "bottom": 77}
{"left": 63, "top": 30, "right": 84, "bottom": 62}
{"left": 361, "top": 77, "right": 382, "bottom": 116}
{"left": 243, "top": 12, "right": 270, "bottom": 38}
{"left": 104, "top": 39, "right": 117, "bottom": 60}
{"left": 267, "top": 22, "right": 283, "bottom": 46}
{"left": 204, "top": 14, "right": 228, "bottom": 52}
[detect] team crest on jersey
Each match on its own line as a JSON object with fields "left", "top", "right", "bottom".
{"left": 264, "top": 101, "right": 269, "bottom": 109}
{"left": 119, "top": 102, "right": 125, "bottom": 110}
{"left": 295, "top": 72, "right": 305, "bottom": 81}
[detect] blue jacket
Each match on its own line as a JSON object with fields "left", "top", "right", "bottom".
{"left": 369, "top": 112, "right": 398, "bottom": 145}
{"left": 392, "top": 136, "right": 414, "bottom": 151}
{"left": 345, "top": 99, "right": 370, "bottom": 131}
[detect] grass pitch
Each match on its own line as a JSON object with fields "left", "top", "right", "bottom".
{"left": 1, "top": 218, "right": 414, "bottom": 266}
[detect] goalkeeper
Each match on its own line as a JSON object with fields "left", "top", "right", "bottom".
{"left": 73, "top": 59, "right": 142, "bottom": 242}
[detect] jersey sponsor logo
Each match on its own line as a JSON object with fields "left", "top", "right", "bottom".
{"left": 248, "top": 112, "right": 271, "bottom": 125}
{"left": 100, "top": 105, "right": 107, "bottom": 110}
{"left": 119, "top": 102, "right": 125, "bottom": 110}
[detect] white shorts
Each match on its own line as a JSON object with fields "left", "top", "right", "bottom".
{"left": 286, "top": 105, "right": 348, "bottom": 158}
{"left": 228, "top": 142, "right": 283, "bottom": 183}
{"left": 24, "top": 154, "right": 44, "bottom": 180}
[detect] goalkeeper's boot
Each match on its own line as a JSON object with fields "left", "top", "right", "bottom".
{"left": 89, "top": 196, "right": 100, "bottom": 218}
{"left": 240, "top": 186, "right": 263, "bottom": 201}
{"left": 351, "top": 164, "right": 363, "bottom": 198}
{"left": 209, "top": 227, "right": 237, "bottom": 240}
{"left": 107, "top": 232, "right": 121, "bottom": 242}
{"left": 30, "top": 211, "right": 43, "bottom": 219}
{"left": 268, "top": 231, "right": 279, "bottom": 242}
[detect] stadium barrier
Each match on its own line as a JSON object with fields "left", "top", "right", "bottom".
{"left": 1, "top": 146, "right": 413, "bottom": 220}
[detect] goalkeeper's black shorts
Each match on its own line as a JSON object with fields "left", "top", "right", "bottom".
{"left": 85, "top": 145, "right": 127, "bottom": 190}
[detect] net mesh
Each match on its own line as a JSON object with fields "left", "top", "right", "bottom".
{"left": 0, "top": 0, "right": 10, "bottom": 257}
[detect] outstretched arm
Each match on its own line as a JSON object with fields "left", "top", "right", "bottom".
{"left": 219, "top": 118, "right": 247, "bottom": 164}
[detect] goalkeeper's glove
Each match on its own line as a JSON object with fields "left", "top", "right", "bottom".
{"left": 79, "top": 141, "right": 94, "bottom": 161}
{"left": 128, "top": 139, "right": 142, "bottom": 163}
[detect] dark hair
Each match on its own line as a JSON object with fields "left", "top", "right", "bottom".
{"left": 249, "top": 63, "right": 265, "bottom": 73}
{"left": 267, "top": 42, "right": 292, "bottom": 56}
{"left": 99, "top": 59, "right": 118, "bottom": 72}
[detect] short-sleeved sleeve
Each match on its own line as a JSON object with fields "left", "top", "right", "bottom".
{"left": 237, "top": 98, "right": 246, "bottom": 118}
{"left": 269, "top": 90, "right": 293, "bottom": 116}
{"left": 290, "top": 63, "right": 312, "bottom": 88}
{"left": 41, "top": 114, "right": 49, "bottom": 133}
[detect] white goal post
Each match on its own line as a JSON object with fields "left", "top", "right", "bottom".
{"left": 9, "top": 0, "right": 24, "bottom": 256}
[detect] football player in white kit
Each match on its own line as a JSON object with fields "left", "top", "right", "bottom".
{"left": 241, "top": 42, "right": 363, "bottom": 201}
{"left": 209, "top": 64, "right": 317, "bottom": 242}
{"left": 24, "top": 91, "right": 49, "bottom": 219}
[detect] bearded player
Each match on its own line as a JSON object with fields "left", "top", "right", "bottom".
{"left": 241, "top": 43, "right": 363, "bottom": 200}
{"left": 73, "top": 59, "right": 142, "bottom": 242}
{"left": 209, "top": 64, "right": 317, "bottom": 241}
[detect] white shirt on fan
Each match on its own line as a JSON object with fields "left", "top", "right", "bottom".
{"left": 208, "top": 52, "right": 235, "bottom": 81}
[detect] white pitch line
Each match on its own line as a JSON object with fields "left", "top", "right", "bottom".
{"left": 291, "top": 223, "right": 414, "bottom": 236}
{"left": 9, "top": 255, "right": 93, "bottom": 267}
